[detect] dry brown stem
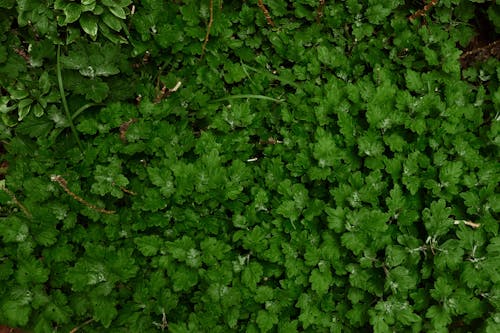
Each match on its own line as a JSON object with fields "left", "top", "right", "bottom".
{"left": 119, "top": 118, "right": 138, "bottom": 142}
{"left": 0, "top": 184, "right": 32, "bottom": 219}
{"left": 409, "top": 0, "right": 438, "bottom": 21}
{"left": 50, "top": 175, "right": 115, "bottom": 214}
{"left": 200, "top": 0, "right": 214, "bottom": 59}
{"left": 316, "top": 0, "right": 326, "bottom": 23}
{"left": 257, "top": 0, "right": 275, "bottom": 27}
{"left": 13, "top": 48, "right": 30, "bottom": 63}
{"left": 460, "top": 39, "right": 500, "bottom": 68}
{"left": 69, "top": 319, "right": 94, "bottom": 333}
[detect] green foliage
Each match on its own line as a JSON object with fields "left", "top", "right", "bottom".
{"left": 1, "top": 0, "right": 499, "bottom": 332}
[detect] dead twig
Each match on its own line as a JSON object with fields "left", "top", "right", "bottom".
{"left": 119, "top": 118, "right": 138, "bottom": 143}
{"left": 460, "top": 39, "right": 500, "bottom": 69}
{"left": 259, "top": 137, "right": 283, "bottom": 145}
{"left": 200, "top": 0, "right": 214, "bottom": 59}
{"left": 154, "top": 81, "right": 182, "bottom": 104}
{"left": 409, "top": 0, "right": 438, "bottom": 21}
{"left": 69, "top": 319, "right": 94, "bottom": 333}
{"left": 257, "top": 0, "right": 275, "bottom": 27}
{"left": 13, "top": 48, "right": 30, "bottom": 63}
{"left": 0, "top": 183, "right": 32, "bottom": 219}
{"left": 113, "top": 182, "right": 137, "bottom": 196}
{"left": 454, "top": 219, "right": 481, "bottom": 229}
{"left": 316, "top": 0, "right": 326, "bottom": 23}
{"left": 50, "top": 175, "right": 115, "bottom": 214}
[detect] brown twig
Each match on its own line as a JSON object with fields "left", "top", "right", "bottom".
{"left": 0, "top": 183, "right": 32, "bottom": 219}
{"left": 409, "top": 0, "right": 438, "bottom": 21}
{"left": 259, "top": 137, "right": 283, "bottom": 145}
{"left": 200, "top": 0, "right": 214, "bottom": 59}
{"left": 13, "top": 48, "right": 30, "bottom": 63}
{"left": 113, "top": 182, "right": 137, "bottom": 196}
{"left": 69, "top": 319, "right": 94, "bottom": 333}
{"left": 316, "top": 0, "right": 326, "bottom": 23}
{"left": 257, "top": 0, "right": 275, "bottom": 27}
{"left": 119, "top": 118, "right": 138, "bottom": 143}
{"left": 153, "top": 81, "right": 182, "bottom": 104}
{"left": 460, "top": 39, "right": 500, "bottom": 69}
{"left": 50, "top": 175, "right": 115, "bottom": 214}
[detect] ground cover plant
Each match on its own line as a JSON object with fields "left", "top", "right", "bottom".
{"left": 0, "top": 0, "right": 499, "bottom": 332}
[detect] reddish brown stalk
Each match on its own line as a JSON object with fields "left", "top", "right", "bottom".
{"left": 316, "top": 0, "right": 326, "bottom": 23}
{"left": 13, "top": 48, "right": 30, "bottom": 63}
{"left": 460, "top": 39, "right": 500, "bottom": 68}
{"left": 50, "top": 175, "right": 115, "bottom": 214}
{"left": 257, "top": 0, "right": 275, "bottom": 27}
{"left": 119, "top": 118, "right": 138, "bottom": 142}
{"left": 0, "top": 185, "right": 32, "bottom": 218}
{"left": 409, "top": 0, "right": 438, "bottom": 21}
{"left": 69, "top": 319, "right": 94, "bottom": 333}
{"left": 200, "top": 0, "right": 214, "bottom": 59}
{"left": 114, "top": 182, "right": 137, "bottom": 196}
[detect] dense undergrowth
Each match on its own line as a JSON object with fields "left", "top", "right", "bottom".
{"left": 0, "top": 0, "right": 499, "bottom": 332}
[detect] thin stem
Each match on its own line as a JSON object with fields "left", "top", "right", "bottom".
{"left": 211, "top": 94, "right": 285, "bottom": 103}
{"left": 257, "top": 0, "right": 275, "bottom": 27}
{"left": 0, "top": 183, "right": 32, "bottom": 219}
{"left": 69, "top": 319, "right": 95, "bottom": 333}
{"left": 71, "top": 103, "right": 103, "bottom": 120}
{"left": 57, "top": 45, "right": 83, "bottom": 152}
{"left": 51, "top": 175, "right": 115, "bottom": 214}
{"left": 200, "top": 0, "right": 214, "bottom": 60}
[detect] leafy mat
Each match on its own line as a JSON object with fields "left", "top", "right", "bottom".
{"left": 0, "top": 1, "right": 499, "bottom": 332}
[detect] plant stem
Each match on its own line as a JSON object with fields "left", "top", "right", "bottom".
{"left": 57, "top": 45, "right": 83, "bottom": 152}
{"left": 71, "top": 103, "right": 103, "bottom": 120}
{"left": 211, "top": 94, "right": 285, "bottom": 103}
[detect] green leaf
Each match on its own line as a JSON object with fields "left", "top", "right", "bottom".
{"left": 91, "top": 159, "right": 129, "bottom": 198}
{"left": 109, "top": 6, "right": 126, "bottom": 19}
{"left": 15, "top": 259, "right": 50, "bottom": 284}
{"left": 76, "top": 118, "right": 99, "bottom": 135}
{"left": 0, "top": 0, "right": 15, "bottom": 9}
{"left": 422, "top": 199, "right": 453, "bottom": 237}
{"left": 313, "top": 128, "right": 343, "bottom": 167}
{"left": 434, "top": 239, "right": 464, "bottom": 271}
{"left": 439, "top": 161, "right": 463, "bottom": 188}
{"left": 102, "top": 11, "right": 122, "bottom": 31}
{"left": 63, "top": 3, "right": 82, "bottom": 24}
{"left": 171, "top": 265, "right": 198, "bottom": 292}
{"left": 73, "top": 79, "right": 109, "bottom": 102}
{"left": 385, "top": 245, "right": 407, "bottom": 268}
{"left": 32, "top": 103, "right": 44, "bottom": 117}
{"left": 357, "top": 129, "right": 384, "bottom": 157}
{"left": 385, "top": 266, "right": 417, "bottom": 294}
{"left": 0, "top": 216, "right": 29, "bottom": 243}
{"left": 256, "top": 310, "right": 278, "bottom": 332}
{"left": 1, "top": 300, "right": 30, "bottom": 327}
{"left": 92, "top": 297, "right": 117, "bottom": 328}
{"left": 38, "top": 72, "right": 52, "bottom": 95}
{"left": 242, "top": 261, "right": 263, "bottom": 290}
{"left": 80, "top": 14, "right": 98, "bottom": 37}
{"left": 309, "top": 267, "right": 333, "bottom": 295}
{"left": 200, "top": 237, "right": 231, "bottom": 265}
{"left": 17, "top": 98, "right": 33, "bottom": 121}
{"left": 134, "top": 235, "right": 163, "bottom": 256}
{"left": 406, "top": 69, "right": 423, "bottom": 92}
{"left": 426, "top": 305, "right": 452, "bottom": 328}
